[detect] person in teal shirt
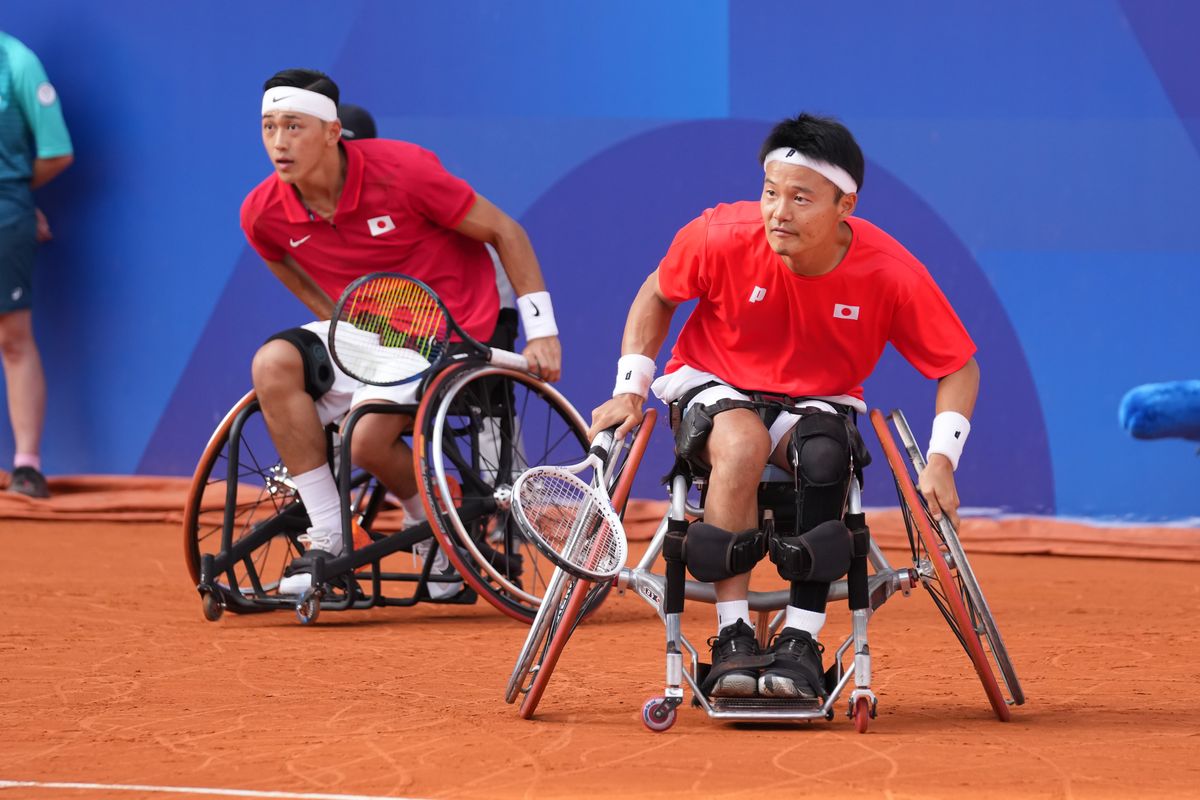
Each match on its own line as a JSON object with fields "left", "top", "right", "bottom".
{"left": 0, "top": 31, "right": 72, "bottom": 498}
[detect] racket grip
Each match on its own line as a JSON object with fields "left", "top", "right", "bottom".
{"left": 588, "top": 427, "right": 617, "bottom": 463}
{"left": 487, "top": 348, "right": 529, "bottom": 371}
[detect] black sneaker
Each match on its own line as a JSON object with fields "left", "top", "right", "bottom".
{"left": 759, "top": 627, "right": 827, "bottom": 700}
{"left": 9, "top": 466, "right": 50, "bottom": 499}
{"left": 701, "top": 619, "right": 765, "bottom": 698}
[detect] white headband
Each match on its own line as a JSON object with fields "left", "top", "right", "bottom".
{"left": 261, "top": 87, "right": 337, "bottom": 122}
{"left": 763, "top": 147, "right": 858, "bottom": 195}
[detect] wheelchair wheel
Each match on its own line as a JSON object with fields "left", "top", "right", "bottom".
{"left": 517, "top": 411, "right": 657, "bottom": 718}
{"left": 870, "top": 409, "right": 1023, "bottom": 720}
{"left": 414, "top": 361, "right": 593, "bottom": 621}
{"left": 183, "top": 390, "right": 383, "bottom": 610}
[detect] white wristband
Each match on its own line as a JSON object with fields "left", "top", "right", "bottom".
{"left": 516, "top": 291, "right": 558, "bottom": 340}
{"left": 613, "top": 354, "right": 656, "bottom": 398}
{"left": 927, "top": 411, "right": 971, "bottom": 471}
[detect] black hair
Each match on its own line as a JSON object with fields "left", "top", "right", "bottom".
{"left": 263, "top": 68, "right": 340, "bottom": 105}
{"left": 758, "top": 113, "right": 864, "bottom": 196}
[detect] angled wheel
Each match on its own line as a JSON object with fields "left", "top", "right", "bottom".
{"left": 414, "top": 361, "right": 593, "bottom": 622}
{"left": 870, "top": 408, "right": 1023, "bottom": 721}
{"left": 516, "top": 411, "right": 657, "bottom": 718}
{"left": 641, "top": 697, "right": 677, "bottom": 733}
{"left": 183, "top": 390, "right": 383, "bottom": 610}
{"left": 853, "top": 696, "right": 872, "bottom": 734}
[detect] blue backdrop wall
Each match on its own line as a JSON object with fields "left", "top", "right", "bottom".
{"left": 6, "top": 0, "right": 1198, "bottom": 520}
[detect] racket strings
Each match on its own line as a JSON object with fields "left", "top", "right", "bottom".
{"left": 515, "top": 471, "right": 624, "bottom": 576}
{"left": 334, "top": 276, "right": 449, "bottom": 384}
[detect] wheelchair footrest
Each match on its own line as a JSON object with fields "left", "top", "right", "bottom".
{"left": 708, "top": 697, "right": 822, "bottom": 712}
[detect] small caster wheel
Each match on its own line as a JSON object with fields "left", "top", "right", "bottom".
{"left": 641, "top": 697, "right": 676, "bottom": 733}
{"left": 296, "top": 591, "right": 322, "bottom": 625}
{"left": 853, "top": 696, "right": 872, "bottom": 734}
{"left": 200, "top": 589, "right": 223, "bottom": 622}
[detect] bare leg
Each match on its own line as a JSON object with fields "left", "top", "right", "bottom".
{"left": 701, "top": 409, "right": 771, "bottom": 603}
{"left": 0, "top": 310, "right": 46, "bottom": 459}
{"left": 251, "top": 340, "right": 327, "bottom": 474}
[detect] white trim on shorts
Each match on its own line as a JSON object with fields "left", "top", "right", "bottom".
{"left": 301, "top": 319, "right": 422, "bottom": 427}
{"left": 650, "top": 364, "right": 864, "bottom": 450}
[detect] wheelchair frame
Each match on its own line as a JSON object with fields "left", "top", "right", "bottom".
{"left": 506, "top": 407, "right": 1025, "bottom": 733}
{"left": 184, "top": 356, "right": 592, "bottom": 625}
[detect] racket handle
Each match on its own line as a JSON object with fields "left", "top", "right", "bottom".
{"left": 487, "top": 347, "right": 529, "bottom": 371}
{"left": 589, "top": 427, "right": 617, "bottom": 463}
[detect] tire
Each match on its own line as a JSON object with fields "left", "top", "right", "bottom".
{"left": 182, "top": 390, "right": 382, "bottom": 609}
{"left": 870, "top": 408, "right": 1022, "bottom": 721}
{"left": 413, "top": 362, "right": 592, "bottom": 621}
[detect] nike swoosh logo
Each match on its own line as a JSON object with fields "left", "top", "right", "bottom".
{"left": 271, "top": 94, "right": 289, "bottom": 103}
{"left": 530, "top": 301, "right": 541, "bottom": 317}
{"left": 289, "top": 235, "right": 312, "bottom": 247}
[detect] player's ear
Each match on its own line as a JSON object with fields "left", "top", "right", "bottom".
{"left": 838, "top": 192, "right": 857, "bottom": 219}
{"left": 328, "top": 119, "right": 343, "bottom": 145}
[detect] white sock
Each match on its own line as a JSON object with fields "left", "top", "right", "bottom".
{"left": 785, "top": 606, "right": 826, "bottom": 639}
{"left": 399, "top": 492, "right": 427, "bottom": 527}
{"left": 716, "top": 600, "right": 752, "bottom": 633}
{"left": 291, "top": 466, "right": 343, "bottom": 546}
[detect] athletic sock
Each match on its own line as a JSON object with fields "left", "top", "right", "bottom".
{"left": 785, "top": 606, "right": 826, "bottom": 639}
{"left": 399, "top": 492, "right": 427, "bottom": 527}
{"left": 716, "top": 600, "right": 752, "bottom": 633}
{"left": 291, "top": 465, "right": 343, "bottom": 549}
{"left": 13, "top": 453, "right": 41, "bottom": 471}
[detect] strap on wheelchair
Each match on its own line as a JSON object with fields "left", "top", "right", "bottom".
{"left": 844, "top": 511, "right": 872, "bottom": 611}
{"left": 662, "top": 517, "right": 688, "bottom": 615}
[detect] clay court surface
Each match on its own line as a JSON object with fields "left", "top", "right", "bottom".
{"left": 2, "top": 506, "right": 1199, "bottom": 800}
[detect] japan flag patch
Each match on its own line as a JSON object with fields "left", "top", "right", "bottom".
{"left": 368, "top": 215, "right": 396, "bottom": 236}
{"left": 833, "top": 304, "right": 860, "bottom": 320}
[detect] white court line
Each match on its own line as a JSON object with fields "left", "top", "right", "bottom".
{"left": 0, "top": 780, "right": 425, "bottom": 800}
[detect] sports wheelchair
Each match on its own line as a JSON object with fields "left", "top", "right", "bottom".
{"left": 183, "top": 354, "right": 595, "bottom": 625}
{"left": 506, "top": 405, "right": 1025, "bottom": 732}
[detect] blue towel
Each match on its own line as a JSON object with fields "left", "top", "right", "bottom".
{"left": 1119, "top": 381, "right": 1200, "bottom": 441}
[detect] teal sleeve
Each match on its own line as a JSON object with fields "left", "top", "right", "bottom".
{"left": 12, "top": 43, "right": 72, "bottom": 159}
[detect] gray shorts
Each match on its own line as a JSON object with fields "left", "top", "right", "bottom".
{"left": 0, "top": 214, "right": 37, "bottom": 313}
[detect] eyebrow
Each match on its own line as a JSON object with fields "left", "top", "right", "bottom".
{"left": 764, "top": 177, "right": 817, "bottom": 194}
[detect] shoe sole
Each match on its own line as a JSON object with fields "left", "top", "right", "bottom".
{"left": 709, "top": 672, "right": 758, "bottom": 698}
{"left": 758, "top": 674, "right": 817, "bottom": 700}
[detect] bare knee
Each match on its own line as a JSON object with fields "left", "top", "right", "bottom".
{"left": 348, "top": 412, "right": 411, "bottom": 475}
{"left": 705, "top": 411, "right": 771, "bottom": 481}
{"left": 0, "top": 312, "right": 35, "bottom": 362}
{"left": 251, "top": 341, "right": 304, "bottom": 398}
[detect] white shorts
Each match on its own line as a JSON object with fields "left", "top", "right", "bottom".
{"left": 301, "top": 320, "right": 423, "bottom": 427}
{"left": 682, "top": 384, "right": 837, "bottom": 453}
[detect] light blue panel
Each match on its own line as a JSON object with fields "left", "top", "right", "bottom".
{"left": 981, "top": 251, "right": 1200, "bottom": 519}
{"left": 4, "top": 1, "right": 364, "bottom": 472}
{"left": 332, "top": 0, "right": 730, "bottom": 118}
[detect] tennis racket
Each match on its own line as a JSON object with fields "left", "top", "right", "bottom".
{"left": 509, "top": 428, "right": 628, "bottom": 582}
{"left": 327, "top": 272, "right": 528, "bottom": 386}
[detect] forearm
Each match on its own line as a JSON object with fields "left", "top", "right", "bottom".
{"left": 265, "top": 257, "right": 334, "bottom": 320}
{"left": 621, "top": 272, "right": 676, "bottom": 362}
{"left": 934, "top": 356, "right": 980, "bottom": 418}
{"left": 491, "top": 220, "right": 546, "bottom": 297}
{"left": 31, "top": 155, "right": 73, "bottom": 190}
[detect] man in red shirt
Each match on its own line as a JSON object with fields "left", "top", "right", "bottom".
{"left": 241, "top": 68, "right": 562, "bottom": 597}
{"left": 591, "top": 114, "right": 979, "bottom": 700}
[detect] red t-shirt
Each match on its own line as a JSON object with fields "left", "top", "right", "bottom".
{"left": 657, "top": 201, "right": 975, "bottom": 402}
{"left": 240, "top": 138, "right": 499, "bottom": 341}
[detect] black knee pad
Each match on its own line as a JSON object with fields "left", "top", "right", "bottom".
{"left": 681, "top": 522, "right": 768, "bottom": 583}
{"left": 265, "top": 327, "right": 335, "bottom": 399}
{"left": 787, "top": 411, "right": 854, "bottom": 530}
{"left": 769, "top": 519, "right": 853, "bottom": 582}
